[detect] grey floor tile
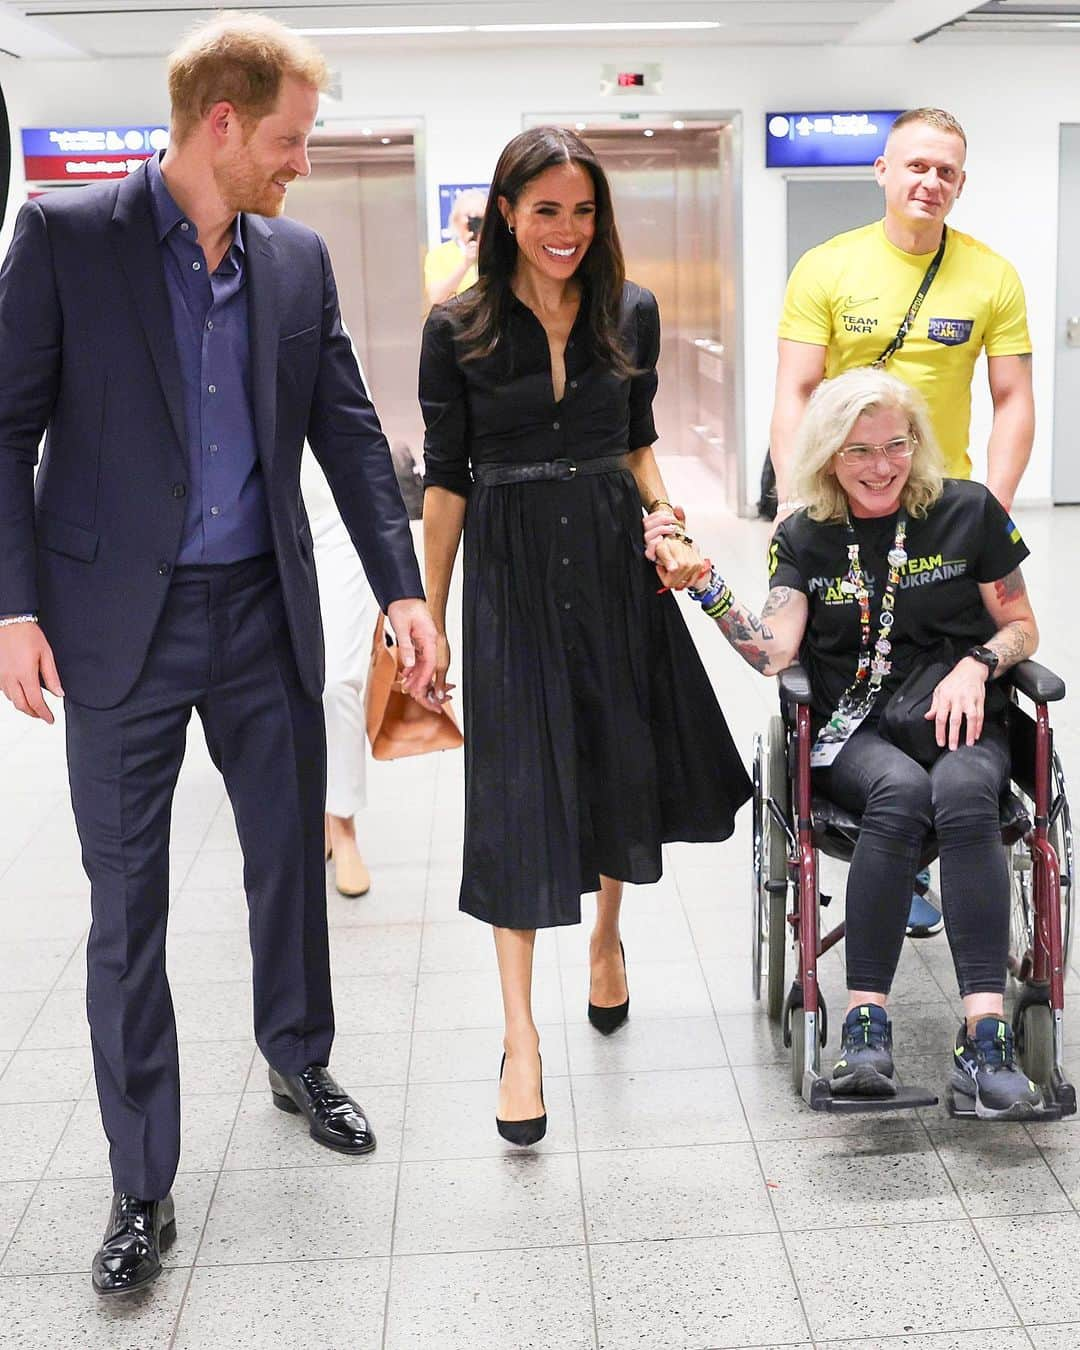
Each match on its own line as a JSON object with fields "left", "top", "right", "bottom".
{"left": 580, "top": 1141, "right": 775, "bottom": 1243}
{"left": 402, "top": 1075, "right": 572, "bottom": 1161}
{"left": 393, "top": 1153, "right": 585, "bottom": 1255}
{"left": 0, "top": 991, "right": 49, "bottom": 1052}
{"left": 0, "top": 1099, "right": 75, "bottom": 1181}
{"left": 572, "top": 1066, "right": 749, "bottom": 1152}
{"left": 176, "top": 1039, "right": 256, "bottom": 1096}
{"left": 328, "top": 922, "right": 423, "bottom": 977}
{"left": 420, "top": 918, "right": 557, "bottom": 973}
{"left": 408, "top": 1025, "right": 568, "bottom": 1084}
{"left": 0, "top": 1052, "right": 9, "bottom": 1079}
{"left": 166, "top": 887, "right": 250, "bottom": 934}
{"left": 0, "top": 1267, "right": 189, "bottom": 1349}
{"left": 18, "top": 986, "right": 90, "bottom": 1051}
{"left": 47, "top": 1094, "right": 240, "bottom": 1180}
{"left": 758, "top": 1129, "right": 965, "bottom": 1231}
{"left": 325, "top": 867, "right": 427, "bottom": 926}
{"left": 564, "top": 959, "right": 713, "bottom": 1022}
{"left": 414, "top": 969, "right": 563, "bottom": 1032}
{"left": 591, "top": 1233, "right": 809, "bottom": 1349}
{"left": 165, "top": 930, "right": 253, "bottom": 983}
{"left": 243, "top": 1031, "right": 412, "bottom": 1092}
{"left": 0, "top": 1181, "right": 35, "bottom": 1256}
{"left": 1025, "top": 1115, "right": 1080, "bottom": 1206}
{"left": 788, "top": 1219, "right": 1018, "bottom": 1340}
{"left": 2, "top": 1172, "right": 215, "bottom": 1275}
{"left": 0, "top": 1046, "right": 92, "bottom": 1103}
{"left": 731, "top": 1063, "right": 920, "bottom": 1142}
{"left": 224, "top": 1082, "right": 404, "bottom": 1169}
{"left": 386, "top": 1246, "right": 594, "bottom": 1350}
{"left": 329, "top": 974, "right": 418, "bottom": 1034}
{"left": 0, "top": 937, "right": 80, "bottom": 993}
{"left": 555, "top": 908, "right": 698, "bottom": 966}
{"left": 173, "top": 1257, "right": 390, "bottom": 1348}
{"left": 975, "top": 1212, "right": 1080, "bottom": 1322}
{"left": 929, "top": 1122, "right": 1072, "bottom": 1218}
{"left": 171, "top": 981, "right": 254, "bottom": 1043}
{"left": 563, "top": 1015, "right": 727, "bottom": 1077}
{"left": 816, "top": 1334, "right": 1035, "bottom": 1350}
{"left": 1028, "top": 1327, "right": 1080, "bottom": 1349}
{"left": 700, "top": 957, "right": 773, "bottom": 1015}
{"left": 716, "top": 1012, "right": 790, "bottom": 1066}
{"left": 197, "top": 1163, "right": 397, "bottom": 1264}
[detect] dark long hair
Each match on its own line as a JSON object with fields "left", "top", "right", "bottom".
{"left": 453, "top": 126, "right": 635, "bottom": 376}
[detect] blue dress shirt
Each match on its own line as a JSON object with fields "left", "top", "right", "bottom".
{"left": 147, "top": 153, "right": 273, "bottom": 564}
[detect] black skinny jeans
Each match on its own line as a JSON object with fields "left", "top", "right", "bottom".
{"left": 815, "top": 719, "right": 1011, "bottom": 997}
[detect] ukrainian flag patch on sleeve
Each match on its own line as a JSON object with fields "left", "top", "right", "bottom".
{"left": 1006, "top": 518, "right": 1023, "bottom": 545}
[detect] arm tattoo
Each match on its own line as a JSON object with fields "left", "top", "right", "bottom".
{"left": 993, "top": 567, "right": 1026, "bottom": 606}
{"left": 717, "top": 603, "right": 774, "bottom": 674}
{"left": 761, "top": 586, "right": 794, "bottom": 620}
{"left": 987, "top": 620, "right": 1030, "bottom": 670}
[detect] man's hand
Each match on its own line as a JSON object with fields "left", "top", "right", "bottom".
{"left": 925, "top": 656, "right": 989, "bottom": 751}
{"left": 386, "top": 598, "right": 439, "bottom": 707}
{"left": 0, "top": 622, "right": 63, "bottom": 724}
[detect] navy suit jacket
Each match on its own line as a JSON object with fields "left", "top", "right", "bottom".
{"left": 0, "top": 159, "right": 423, "bottom": 708}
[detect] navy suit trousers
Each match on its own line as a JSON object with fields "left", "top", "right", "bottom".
{"left": 64, "top": 554, "right": 333, "bottom": 1199}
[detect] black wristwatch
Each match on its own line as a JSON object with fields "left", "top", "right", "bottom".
{"left": 966, "top": 644, "right": 1000, "bottom": 677}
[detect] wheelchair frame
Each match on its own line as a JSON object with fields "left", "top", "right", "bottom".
{"left": 752, "top": 658, "right": 1076, "bottom": 1119}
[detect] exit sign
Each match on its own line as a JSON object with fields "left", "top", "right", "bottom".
{"left": 601, "top": 62, "right": 661, "bottom": 95}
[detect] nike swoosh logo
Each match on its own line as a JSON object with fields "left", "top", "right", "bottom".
{"left": 843, "top": 295, "right": 879, "bottom": 310}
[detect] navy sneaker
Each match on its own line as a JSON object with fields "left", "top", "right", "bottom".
{"left": 952, "top": 1017, "right": 1043, "bottom": 1120}
{"left": 906, "top": 871, "right": 942, "bottom": 938}
{"left": 831, "top": 1004, "right": 897, "bottom": 1096}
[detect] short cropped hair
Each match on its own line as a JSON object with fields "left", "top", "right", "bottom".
{"left": 791, "top": 368, "right": 945, "bottom": 525}
{"left": 888, "top": 107, "right": 967, "bottom": 148}
{"left": 167, "top": 12, "right": 329, "bottom": 143}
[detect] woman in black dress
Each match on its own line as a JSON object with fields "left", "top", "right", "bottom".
{"left": 420, "top": 127, "right": 750, "bottom": 1143}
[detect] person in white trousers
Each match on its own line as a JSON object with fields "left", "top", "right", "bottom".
{"left": 300, "top": 447, "right": 377, "bottom": 896}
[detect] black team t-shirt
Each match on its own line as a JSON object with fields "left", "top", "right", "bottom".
{"left": 769, "top": 479, "right": 1030, "bottom": 724}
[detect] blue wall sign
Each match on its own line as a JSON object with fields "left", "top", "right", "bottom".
{"left": 438, "top": 183, "right": 489, "bottom": 241}
{"left": 765, "top": 111, "right": 903, "bottom": 169}
{"left": 22, "top": 125, "right": 169, "bottom": 181}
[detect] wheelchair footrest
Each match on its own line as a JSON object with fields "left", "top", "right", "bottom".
{"left": 945, "top": 1087, "right": 1065, "bottom": 1122}
{"left": 807, "top": 1077, "right": 938, "bottom": 1113}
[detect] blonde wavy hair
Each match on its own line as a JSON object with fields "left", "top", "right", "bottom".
{"left": 791, "top": 368, "right": 945, "bottom": 524}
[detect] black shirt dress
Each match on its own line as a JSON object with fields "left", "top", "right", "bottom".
{"left": 420, "top": 281, "right": 751, "bottom": 928}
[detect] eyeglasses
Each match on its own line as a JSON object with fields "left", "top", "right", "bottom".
{"left": 835, "top": 434, "right": 917, "bottom": 465}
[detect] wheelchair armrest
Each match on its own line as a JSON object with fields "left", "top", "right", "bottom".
{"left": 1007, "top": 659, "right": 1066, "bottom": 704}
{"left": 777, "top": 663, "right": 813, "bottom": 705}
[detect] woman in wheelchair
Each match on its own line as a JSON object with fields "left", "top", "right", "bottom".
{"left": 648, "top": 367, "right": 1044, "bottom": 1118}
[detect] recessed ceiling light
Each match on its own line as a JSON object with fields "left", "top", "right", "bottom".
{"left": 361, "top": 127, "right": 373, "bottom": 136}
{"left": 298, "top": 26, "right": 470, "bottom": 37}
{"left": 380, "top": 137, "right": 391, "bottom": 144}
{"left": 643, "top": 129, "right": 655, "bottom": 138}
{"left": 476, "top": 21, "right": 722, "bottom": 32}
{"left": 575, "top": 121, "right": 587, "bottom": 131}
{"left": 672, "top": 120, "right": 685, "bottom": 130}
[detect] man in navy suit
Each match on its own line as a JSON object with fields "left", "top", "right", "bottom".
{"left": 0, "top": 13, "right": 437, "bottom": 1294}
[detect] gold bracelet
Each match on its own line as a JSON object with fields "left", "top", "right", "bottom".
{"left": 647, "top": 498, "right": 675, "bottom": 515}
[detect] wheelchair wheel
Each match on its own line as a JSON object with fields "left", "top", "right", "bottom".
{"left": 1016, "top": 1002, "right": 1055, "bottom": 1087}
{"left": 764, "top": 715, "right": 789, "bottom": 1021}
{"left": 1009, "top": 750, "right": 1074, "bottom": 982}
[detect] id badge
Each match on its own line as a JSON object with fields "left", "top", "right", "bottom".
{"left": 810, "top": 704, "right": 871, "bottom": 768}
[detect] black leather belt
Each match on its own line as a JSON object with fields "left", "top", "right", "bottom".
{"left": 472, "top": 454, "right": 630, "bottom": 487}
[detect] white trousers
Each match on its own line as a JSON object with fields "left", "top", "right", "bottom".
{"left": 302, "top": 452, "right": 377, "bottom": 820}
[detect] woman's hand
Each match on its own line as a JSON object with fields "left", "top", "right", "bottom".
{"left": 642, "top": 504, "right": 683, "bottom": 560}
{"left": 641, "top": 504, "right": 708, "bottom": 590}
{"left": 423, "top": 631, "right": 456, "bottom": 712}
{"left": 925, "top": 657, "right": 989, "bottom": 751}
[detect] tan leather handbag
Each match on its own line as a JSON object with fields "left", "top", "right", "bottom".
{"left": 364, "top": 612, "right": 463, "bottom": 760}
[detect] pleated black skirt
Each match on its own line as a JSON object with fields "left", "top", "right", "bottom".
{"left": 458, "top": 464, "right": 751, "bottom": 928}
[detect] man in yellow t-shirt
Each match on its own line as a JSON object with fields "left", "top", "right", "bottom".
{"left": 769, "top": 107, "right": 1034, "bottom": 941}
{"left": 770, "top": 108, "right": 1033, "bottom": 516}
{"left": 424, "top": 187, "right": 487, "bottom": 305}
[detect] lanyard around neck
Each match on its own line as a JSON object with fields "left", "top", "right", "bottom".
{"left": 838, "top": 510, "right": 909, "bottom": 709}
{"left": 873, "top": 226, "right": 947, "bottom": 368}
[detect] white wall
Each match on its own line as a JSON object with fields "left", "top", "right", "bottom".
{"left": 4, "top": 38, "right": 1077, "bottom": 507}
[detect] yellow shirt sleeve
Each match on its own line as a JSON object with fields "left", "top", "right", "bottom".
{"left": 777, "top": 247, "right": 833, "bottom": 347}
{"left": 984, "top": 260, "right": 1032, "bottom": 357}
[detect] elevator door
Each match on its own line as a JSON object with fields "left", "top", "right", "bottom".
{"left": 581, "top": 125, "right": 741, "bottom": 508}
{"left": 283, "top": 138, "right": 424, "bottom": 461}
{"left": 786, "top": 178, "right": 881, "bottom": 273}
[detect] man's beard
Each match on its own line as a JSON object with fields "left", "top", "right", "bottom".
{"left": 215, "top": 152, "right": 289, "bottom": 218}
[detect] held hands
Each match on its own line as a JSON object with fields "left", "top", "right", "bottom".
{"left": 925, "top": 656, "right": 989, "bottom": 751}
{"left": 386, "top": 598, "right": 440, "bottom": 709}
{"left": 641, "top": 504, "right": 709, "bottom": 591}
{"left": 0, "top": 622, "right": 63, "bottom": 725}
{"left": 422, "top": 631, "right": 457, "bottom": 712}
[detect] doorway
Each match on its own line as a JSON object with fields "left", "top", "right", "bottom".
{"left": 1054, "top": 125, "right": 1080, "bottom": 503}
{"left": 526, "top": 113, "right": 743, "bottom": 510}
{"left": 283, "top": 126, "right": 427, "bottom": 466}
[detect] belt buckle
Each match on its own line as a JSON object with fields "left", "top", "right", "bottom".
{"left": 554, "top": 458, "right": 577, "bottom": 480}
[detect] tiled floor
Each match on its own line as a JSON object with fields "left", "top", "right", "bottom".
{"left": 2, "top": 494, "right": 1080, "bottom": 1348}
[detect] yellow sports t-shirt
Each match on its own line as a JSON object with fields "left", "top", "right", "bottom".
{"left": 423, "top": 239, "right": 477, "bottom": 298}
{"left": 778, "top": 221, "right": 1031, "bottom": 478}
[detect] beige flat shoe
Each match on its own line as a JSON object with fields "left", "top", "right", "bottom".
{"left": 334, "top": 848, "right": 371, "bottom": 898}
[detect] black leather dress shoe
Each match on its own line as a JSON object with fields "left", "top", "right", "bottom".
{"left": 268, "top": 1064, "right": 377, "bottom": 1155}
{"left": 91, "top": 1192, "right": 175, "bottom": 1296}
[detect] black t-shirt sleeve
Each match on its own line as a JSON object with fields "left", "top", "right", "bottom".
{"left": 768, "top": 517, "right": 810, "bottom": 593}
{"left": 419, "top": 306, "right": 472, "bottom": 499}
{"left": 627, "top": 289, "right": 660, "bottom": 449}
{"left": 972, "top": 487, "right": 1031, "bottom": 583}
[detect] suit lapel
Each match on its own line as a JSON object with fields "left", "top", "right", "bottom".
{"left": 242, "top": 213, "right": 279, "bottom": 477}
{"left": 110, "top": 163, "right": 187, "bottom": 463}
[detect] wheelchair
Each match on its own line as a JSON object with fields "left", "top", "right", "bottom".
{"left": 751, "top": 659, "right": 1076, "bottom": 1119}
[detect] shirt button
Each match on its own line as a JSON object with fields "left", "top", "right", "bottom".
{"left": 570, "top": 381, "right": 578, "bottom": 390}
{"left": 210, "top": 506, "right": 221, "bottom": 517}
{"left": 563, "top": 601, "right": 572, "bottom": 611}
{"left": 560, "top": 515, "right": 568, "bottom": 525}
{"left": 208, "top": 384, "right": 216, "bottom": 394}
{"left": 206, "top": 320, "right": 214, "bottom": 331}
{"left": 157, "top": 562, "right": 171, "bottom": 576}
{"left": 192, "top": 260, "right": 201, "bottom": 271}
{"left": 552, "top": 421, "right": 560, "bottom": 431}
{"left": 171, "top": 483, "right": 186, "bottom": 498}
{"left": 209, "top": 443, "right": 219, "bottom": 455}
{"left": 562, "top": 557, "right": 570, "bottom": 566}
{"left": 180, "top": 222, "right": 189, "bottom": 231}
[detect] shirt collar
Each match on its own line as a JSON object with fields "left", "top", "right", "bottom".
{"left": 147, "top": 150, "right": 244, "bottom": 257}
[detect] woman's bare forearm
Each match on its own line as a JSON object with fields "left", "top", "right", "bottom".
{"left": 421, "top": 486, "right": 467, "bottom": 633}
{"left": 696, "top": 582, "right": 806, "bottom": 677}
